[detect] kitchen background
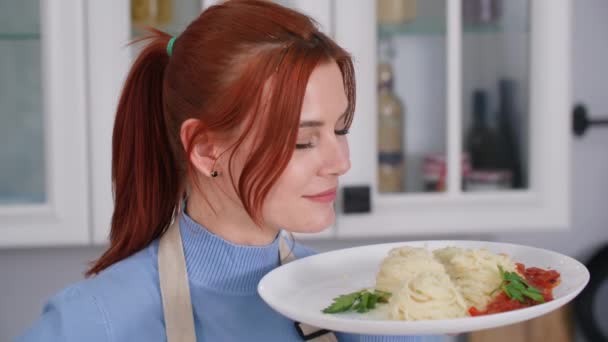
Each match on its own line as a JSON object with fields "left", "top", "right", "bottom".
{"left": 0, "top": 0, "right": 606, "bottom": 341}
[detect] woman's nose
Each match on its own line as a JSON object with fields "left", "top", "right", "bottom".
{"left": 321, "top": 137, "right": 351, "bottom": 177}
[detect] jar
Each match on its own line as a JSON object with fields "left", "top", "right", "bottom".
{"left": 423, "top": 154, "right": 471, "bottom": 192}
{"left": 464, "top": 170, "right": 512, "bottom": 191}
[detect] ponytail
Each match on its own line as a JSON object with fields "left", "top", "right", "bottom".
{"left": 87, "top": 29, "right": 182, "bottom": 276}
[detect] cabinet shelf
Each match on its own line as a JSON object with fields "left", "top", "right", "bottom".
{"left": 378, "top": 20, "right": 502, "bottom": 38}
{"left": 0, "top": 33, "right": 40, "bottom": 41}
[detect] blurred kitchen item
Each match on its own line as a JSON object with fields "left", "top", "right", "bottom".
{"left": 131, "top": 0, "right": 173, "bottom": 27}
{"left": 465, "top": 88, "right": 515, "bottom": 191}
{"left": 423, "top": 154, "right": 471, "bottom": 192}
{"left": 574, "top": 243, "right": 608, "bottom": 342}
{"left": 466, "top": 90, "right": 498, "bottom": 170}
{"left": 469, "top": 305, "right": 573, "bottom": 342}
{"left": 496, "top": 79, "right": 524, "bottom": 188}
{"left": 464, "top": 169, "right": 512, "bottom": 191}
{"left": 378, "top": 62, "right": 405, "bottom": 193}
{"left": 463, "top": 0, "right": 502, "bottom": 25}
{"left": 377, "top": 0, "right": 417, "bottom": 25}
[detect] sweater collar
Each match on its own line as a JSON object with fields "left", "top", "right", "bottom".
{"left": 178, "top": 209, "right": 282, "bottom": 294}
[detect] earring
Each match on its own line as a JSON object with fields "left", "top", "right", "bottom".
{"left": 210, "top": 170, "right": 219, "bottom": 178}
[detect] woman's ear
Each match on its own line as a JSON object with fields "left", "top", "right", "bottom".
{"left": 180, "top": 118, "right": 220, "bottom": 178}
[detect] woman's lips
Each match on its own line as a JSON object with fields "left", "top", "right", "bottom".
{"left": 303, "top": 188, "right": 337, "bottom": 203}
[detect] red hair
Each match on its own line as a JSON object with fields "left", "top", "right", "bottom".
{"left": 87, "top": 0, "right": 355, "bottom": 276}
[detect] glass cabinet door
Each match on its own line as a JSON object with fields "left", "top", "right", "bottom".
{"left": 461, "top": 0, "right": 530, "bottom": 193}
{"left": 335, "top": 0, "right": 570, "bottom": 237}
{"left": 374, "top": 0, "right": 530, "bottom": 195}
{"left": 376, "top": 0, "right": 448, "bottom": 194}
{"left": 0, "top": 0, "right": 89, "bottom": 247}
{"left": 0, "top": 0, "right": 45, "bottom": 205}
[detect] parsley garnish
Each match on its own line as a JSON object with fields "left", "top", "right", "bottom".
{"left": 322, "top": 289, "right": 391, "bottom": 314}
{"left": 494, "top": 265, "right": 545, "bottom": 304}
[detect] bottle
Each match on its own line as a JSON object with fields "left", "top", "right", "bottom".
{"left": 497, "top": 79, "right": 523, "bottom": 188}
{"left": 156, "top": 0, "right": 173, "bottom": 27}
{"left": 131, "top": 0, "right": 172, "bottom": 27}
{"left": 377, "top": 0, "right": 418, "bottom": 26}
{"left": 466, "top": 89, "right": 515, "bottom": 191}
{"left": 466, "top": 90, "right": 499, "bottom": 170}
{"left": 377, "top": 63, "right": 405, "bottom": 193}
{"left": 463, "top": 0, "right": 502, "bottom": 25}
{"left": 131, "top": 0, "right": 152, "bottom": 26}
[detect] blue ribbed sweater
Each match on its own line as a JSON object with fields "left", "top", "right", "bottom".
{"left": 17, "top": 211, "right": 441, "bottom": 342}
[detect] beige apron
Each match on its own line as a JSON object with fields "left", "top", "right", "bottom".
{"left": 158, "top": 215, "right": 338, "bottom": 342}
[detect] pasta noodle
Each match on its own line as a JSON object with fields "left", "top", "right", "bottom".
{"left": 387, "top": 271, "right": 468, "bottom": 320}
{"left": 374, "top": 245, "right": 519, "bottom": 320}
{"left": 375, "top": 247, "right": 445, "bottom": 294}
{"left": 433, "top": 247, "right": 517, "bottom": 310}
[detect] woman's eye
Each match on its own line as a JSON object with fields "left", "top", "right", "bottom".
{"left": 295, "top": 129, "right": 349, "bottom": 150}
{"left": 295, "top": 142, "right": 315, "bottom": 149}
{"left": 335, "top": 128, "right": 350, "bottom": 136}
{"left": 296, "top": 135, "right": 317, "bottom": 149}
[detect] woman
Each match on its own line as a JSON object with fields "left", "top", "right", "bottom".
{"left": 18, "top": 1, "right": 437, "bottom": 341}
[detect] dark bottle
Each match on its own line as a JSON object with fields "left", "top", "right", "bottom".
{"left": 463, "top": 0, "right": 503, "bottom": 25}
{"left": 467, "top": 90, "right": 499, "bottom": 170}
{"left": 496, "top": 79, "right": 524, "bottom": 188}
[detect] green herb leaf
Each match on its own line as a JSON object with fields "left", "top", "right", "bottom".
{"left": 368, "top": 294, "right": 378, "bottom": 309}
{"left": 322, "top": 289, "right": 392, "bottom": 314}
{"left": 496, "top": 265, "right": 545, "bottom": 304}
{"left": 357, "top": 292, "right": 370, "bottom": 313}
{"left": 522, "top": 289, "right": 545, "bottom": 303}
{"left": 321, "top": 291, "right": 361, "bottom": 313}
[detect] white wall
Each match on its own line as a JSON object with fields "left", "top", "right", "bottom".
{"left": 1, "top": 0, "right": 607, "bottom": 341}
{"left": 0, "top": 246, "right": 104, "bottom": 339}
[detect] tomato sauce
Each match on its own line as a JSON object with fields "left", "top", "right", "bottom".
{"left": 468, "top": 263, "right": 561, "bottom": 316}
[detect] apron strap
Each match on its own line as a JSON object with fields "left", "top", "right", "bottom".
{"left": 158, "top": 216, "right": 197, "bottom": 342}
{"left": 279, "top": 235, "right": 339, "bottom": 342}
{"left": 158, "top": 220, "right": 338, "bottom": 342}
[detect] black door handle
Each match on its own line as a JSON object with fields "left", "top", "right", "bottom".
{"left": 573, "top": 103, "right": 608, "bottom": 137}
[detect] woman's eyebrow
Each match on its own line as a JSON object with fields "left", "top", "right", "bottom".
{"left": 299, "top": 120, "right": 324, "bottom": 128}
{"left": 299, "top": 111, "right": 347, "bottom": 128}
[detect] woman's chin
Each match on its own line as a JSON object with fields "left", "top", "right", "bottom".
{"left": 291, "top": 211, "right": 335, "bottom": 234}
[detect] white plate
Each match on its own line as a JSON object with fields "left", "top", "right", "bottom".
{"left": 258, "top": 240, "right": 590, "bottom": 335}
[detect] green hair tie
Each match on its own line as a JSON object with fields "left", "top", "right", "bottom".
{"left": 166, "top": 36, "right": 177, "bottom": 56}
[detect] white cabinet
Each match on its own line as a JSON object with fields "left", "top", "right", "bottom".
{"left": 0, "top": 0, "right": 572, "bottom": 247}
{"left": 0, "top": 0, "right": 89, "bottom": 247}
{"left": 334, "top": 0, "right": 571, "bottom": 238}
{"left": 86, "top": 0, "right": 131, "bottom": 245}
